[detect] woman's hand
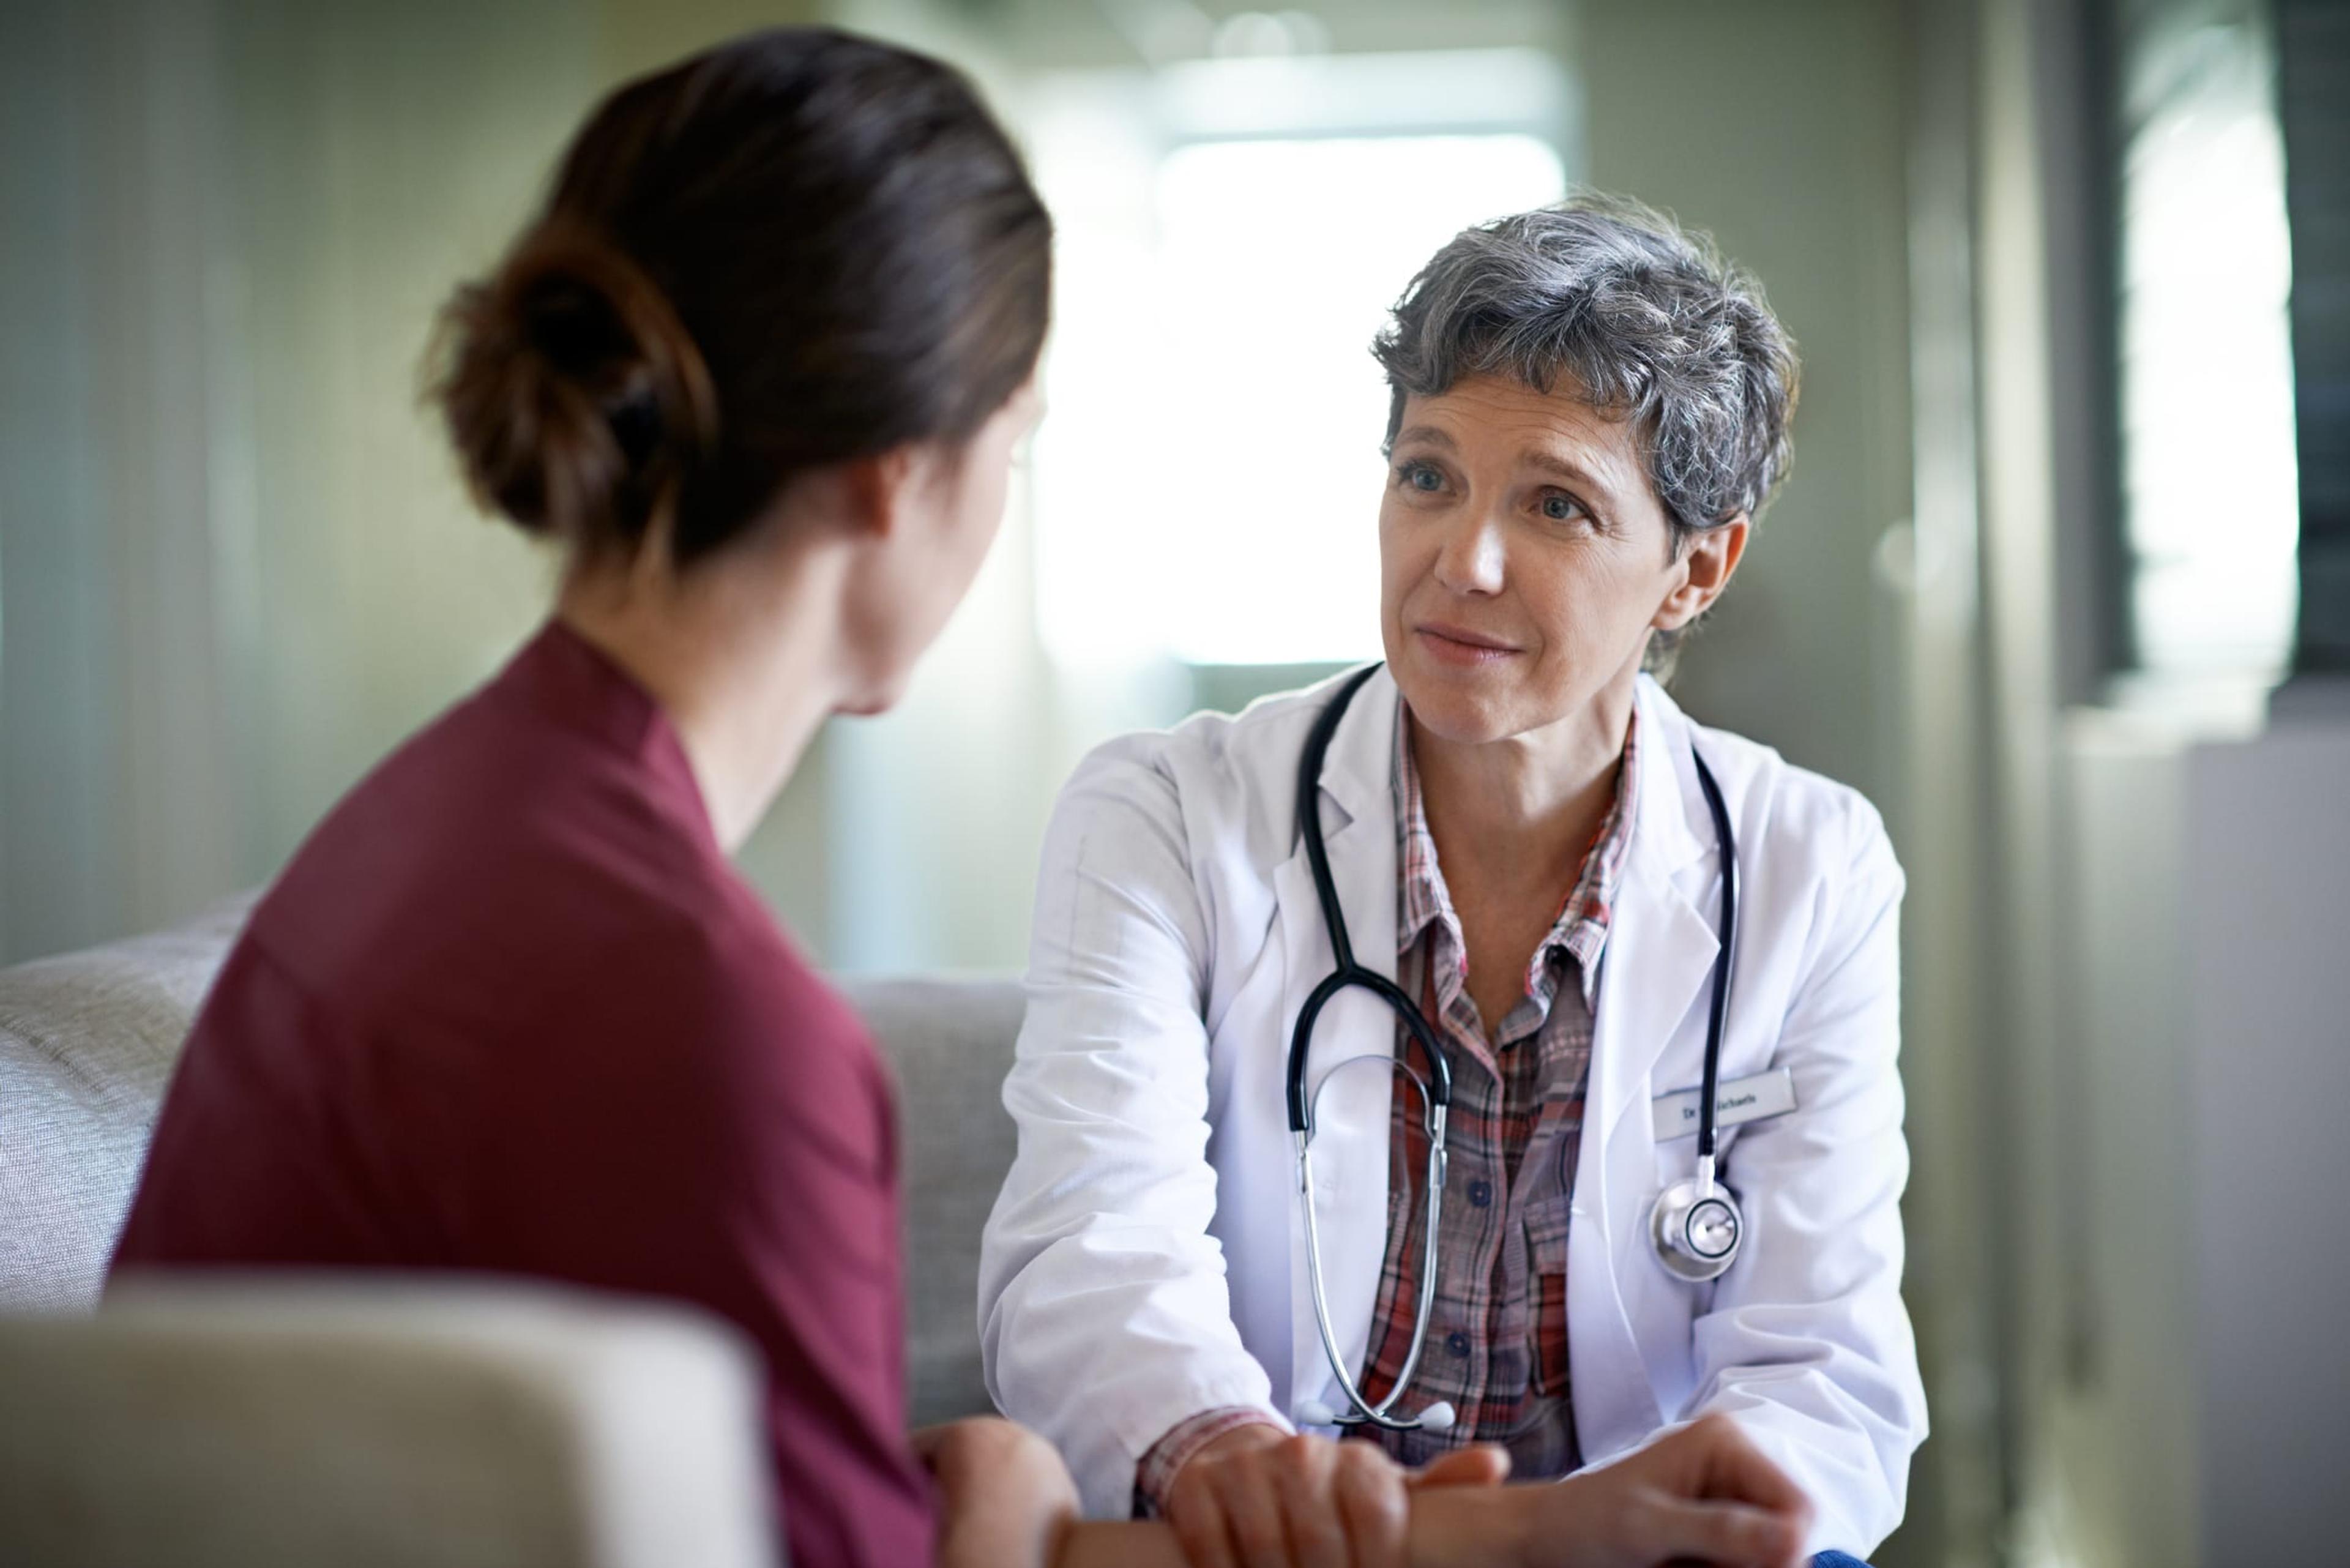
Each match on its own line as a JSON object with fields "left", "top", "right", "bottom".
{"left": 1163, "top": 1424, "right": 1512, "bottom": 1568}
{"left": 1491, "top": 1413, "right": 1813, "bottom": 1568}
{"left": 913, "top": 1416, "right": 1083, "bottom": 1568}
{"left": 917, "top": 1411, "right": 1807, "bottom": 1568}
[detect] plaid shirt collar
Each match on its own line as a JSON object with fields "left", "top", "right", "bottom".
{"left": 1393, "top": 696, "right": 1641, "bottom": 1014}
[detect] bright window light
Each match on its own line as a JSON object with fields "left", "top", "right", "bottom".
{"left": 2119, "top": 20, "right": 2300, "bottom": 679}
{"left": 1031, "top": 80, "right": 1567, "bottom": 669}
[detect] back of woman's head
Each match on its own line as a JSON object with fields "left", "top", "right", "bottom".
{"left": 436, "top": 28, "right": 1052, "bottom": 567}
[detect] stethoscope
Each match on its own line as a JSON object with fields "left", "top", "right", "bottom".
{"left": 1288, "top": 664, "right": 1745, "bottom": 1434}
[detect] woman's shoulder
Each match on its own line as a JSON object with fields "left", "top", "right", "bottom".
{"left": 247, "top": 671, "right": 846, "bottom": 1058}
{"left": 632, "top": 890, "right": 873, "bottom": 1068}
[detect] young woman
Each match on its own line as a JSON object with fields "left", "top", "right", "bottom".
{"left": 110, "top": 29, "right": 1810, "bottom": 1568}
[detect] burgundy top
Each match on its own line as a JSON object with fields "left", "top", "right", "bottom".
{"left": 111, "top": 621, "right": 934, "bottom": 1568}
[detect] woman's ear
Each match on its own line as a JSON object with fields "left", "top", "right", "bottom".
{"left": 1653, "top": 514, "right": 1750, "bottom": 630}
{"left": 838, "top": 446, "right": 923, "bottom": 542}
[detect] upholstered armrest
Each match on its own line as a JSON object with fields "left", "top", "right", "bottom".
{"left": 0, "top": 1275, "right": 778, "bottom": 1567}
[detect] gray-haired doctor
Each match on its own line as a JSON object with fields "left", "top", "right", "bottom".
{"left": 980, "top": 198, "right": 1926, "bottom": 1568}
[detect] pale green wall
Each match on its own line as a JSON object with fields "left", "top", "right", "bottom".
{"left": 1580, "top": 0, "right": 1915, "bottom": 809}
{"left": 0, "top": 0, "right": 830, "bottom": 964}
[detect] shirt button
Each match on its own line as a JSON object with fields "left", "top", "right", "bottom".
{"left": 1468, "top": 1179, "right": 1493, "bottom": 1209}
{"left": 1446, "top": 1331, "right": 1472, "bottom": 1357}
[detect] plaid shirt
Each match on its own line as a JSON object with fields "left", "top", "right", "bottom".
{"left": 1136, "top": 698, "right": 1638, "bottom": 1509}
{"left": 1347, "top": 696, "right": 1638, "bottom": 1477}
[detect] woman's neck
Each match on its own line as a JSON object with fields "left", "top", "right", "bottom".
{"left": 1410, "top": 673, "right": 1638, "bottom": 901}
{"left": 554, "top": 531, "right": 849, "bottom": 855}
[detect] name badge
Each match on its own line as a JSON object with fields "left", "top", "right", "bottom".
{"left": 1651, "top": 1067, "right": 1797, "bottom": 1141}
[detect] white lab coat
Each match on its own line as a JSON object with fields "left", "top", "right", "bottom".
{"left": 978, "top": 667, "right": 1927, "bottom": 1555}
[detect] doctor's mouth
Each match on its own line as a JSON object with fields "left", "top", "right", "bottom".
{"left": 1413, "top": 620, "right": 1525, "bottom": 666}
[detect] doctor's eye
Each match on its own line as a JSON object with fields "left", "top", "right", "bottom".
{"left": 1395, "top": 460, "right": 1446, "bottom": 494}
{"left": 1539, "top": 490, "right": 1589, "bottom": 523}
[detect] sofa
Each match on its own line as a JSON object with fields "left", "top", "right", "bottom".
{"left": 1, "top": 1276, "right": 780, "bottom": 1567}
{"left": 0, "top": 897, "right": 1029, "bottom": 1564}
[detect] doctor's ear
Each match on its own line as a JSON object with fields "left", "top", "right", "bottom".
{"left": 1652, "top": 514, "right": 1750, "bottom": 632}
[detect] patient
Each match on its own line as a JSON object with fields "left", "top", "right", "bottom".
{"left": 108, "top": 24, "right": 1808, "bottom": 1568}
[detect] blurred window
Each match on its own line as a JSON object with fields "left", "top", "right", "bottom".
{"left": 1027, "top": 51, "right": 1572, "bottom": 671}
{"left": 2114, "top": 6, "right": 2301, "bottom": 680}
{"left": 2274, "top": 0, "right": 2350, "bottom": 674}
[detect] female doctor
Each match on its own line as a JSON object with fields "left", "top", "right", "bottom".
{"left": 979, "top": 198, "right": 1927, "bottom": 1567}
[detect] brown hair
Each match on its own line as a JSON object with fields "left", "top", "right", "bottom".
{"left": 435, "top": 28, "right": 1052, "bottom": 567}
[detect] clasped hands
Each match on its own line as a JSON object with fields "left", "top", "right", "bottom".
{"left": 1162, "top": 1414, "right": 1810, "bottom": 1568}
{"left": 919, "top": 1409, "right": 1811, "bottom": 1568}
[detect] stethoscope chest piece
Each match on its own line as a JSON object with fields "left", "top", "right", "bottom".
{"left": 1649, "top": 1170, "right": 1744, "bottom": 1283}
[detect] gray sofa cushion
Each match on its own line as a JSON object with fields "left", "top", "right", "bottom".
{"left": 841, "top": 977, "right": 1026, "bottom": 1426}
{"left": 0, "top": 897, "right": 257, "bottom": 1312}
{"left": 0, "top": 903, "right": 1026, "bottom": 1425}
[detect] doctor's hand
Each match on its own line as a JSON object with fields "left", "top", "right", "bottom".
{"left": 1483, "top": 1413, "right": 1813, "bottom": 1568}
{"left": 1163, "top": 1423, "right": 1510, "bottom": 1568}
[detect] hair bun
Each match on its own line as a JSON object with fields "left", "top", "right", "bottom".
{"left": 435, "top": 222, "right": 717, "bottom": 550}
{"left": 430, "top": 29, "right": 1050, "bottom": 567}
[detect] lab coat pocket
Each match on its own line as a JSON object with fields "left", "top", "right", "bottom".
{"left": 1524, "top": 1193, "right": 1574, "bottom": 1398}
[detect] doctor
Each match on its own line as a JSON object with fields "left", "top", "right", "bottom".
{"left": 980, "top": 198, "right": 1926, "bottom": 1567}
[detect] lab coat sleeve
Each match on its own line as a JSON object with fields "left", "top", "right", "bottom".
{"left": 977, "top": 739, "right": 1290, "bottom": 1519}
{"left": 1662, "top": 796, "right": 1928, "bottom": 1556}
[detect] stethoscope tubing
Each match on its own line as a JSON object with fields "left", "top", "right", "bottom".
{"left": 1295, "top": 1096, "right": 1446, "bottom": 1431}
{"left": 1286, "top": 662, "right": 1741, "bottom": 1432}
{"left": 1689, "top": 747, "right": 1739, "bottom": 1165}
{"left": 1286, "top": 663, "right": 1450, "bottom": 1138}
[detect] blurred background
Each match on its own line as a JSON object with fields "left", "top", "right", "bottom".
{"left": 2, "top": 0, "right": 2345, "bottom": 1562}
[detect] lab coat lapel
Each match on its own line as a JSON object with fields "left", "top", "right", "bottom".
{"left": 1570, "top": 679, "right": 1718, "bottom": 1448}
{"left": 1274, "top": 667, "right": 1400, "bottom": 1422}
{"left": 1592, "top": 679, "right": 1718, "bottom": 1142}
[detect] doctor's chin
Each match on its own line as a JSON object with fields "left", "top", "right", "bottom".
{"left": 2, "top": 4, "right": 2343, "bottom": 1568}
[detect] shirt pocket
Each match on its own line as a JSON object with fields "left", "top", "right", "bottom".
{"left": 1523, "top": 1192, "right": 1574, "bottom": 1399}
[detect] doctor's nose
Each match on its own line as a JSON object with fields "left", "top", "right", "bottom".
{"left": 1430, "top": 511, "right": 1508, "bottom": 597}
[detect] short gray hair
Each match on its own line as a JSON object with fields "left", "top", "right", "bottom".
{"left": 1373, "top": 195, "right": 1799, "bottom": 554}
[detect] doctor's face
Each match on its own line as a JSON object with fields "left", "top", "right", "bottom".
{"left": 1378, "top": 374, "right": 1738, "bottom": 747}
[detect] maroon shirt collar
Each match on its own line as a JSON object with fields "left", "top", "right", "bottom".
{"left": 495, "top": 618, "right": 718, "bottom": 848}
